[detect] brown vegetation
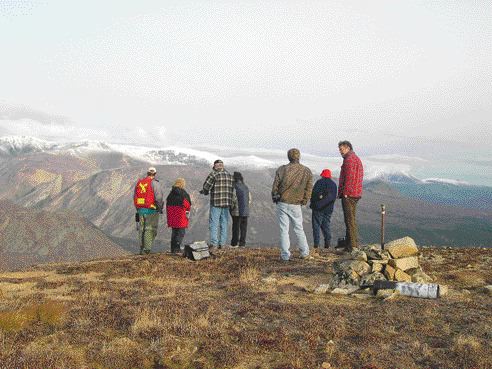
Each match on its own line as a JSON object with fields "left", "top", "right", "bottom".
{"left": 0, "top": 247, "right": 491, "bottom": 369}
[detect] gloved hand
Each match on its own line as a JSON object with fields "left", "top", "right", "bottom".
{"left": 199, "top": 189, "right": 209, "bottom": 195}
{"left": 272, "top": 194, "right": 280, "bottom": 203}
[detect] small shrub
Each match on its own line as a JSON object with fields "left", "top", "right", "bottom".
{"left": 0, "top": 309, "right": 32, "bottom": 331}
{"left": 36, "top": 300, "right": 67, "bottom": 326}
{"left": 0, "top": 300, "right": 66, "bottom": 332}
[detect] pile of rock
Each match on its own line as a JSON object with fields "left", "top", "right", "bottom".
{"left": 330, "top": 237, "right": 432, "bottom": 291}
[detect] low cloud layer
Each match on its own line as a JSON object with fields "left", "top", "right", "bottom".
{"left": 0, "top": 116, "right": 167, "bottom": 146}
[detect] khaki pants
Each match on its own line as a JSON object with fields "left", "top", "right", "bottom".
{"left": 342, "top": 197, "right": 359, "bottom": 251}
{"left": 139, "top": 213, "right": 159, "bottom": 254}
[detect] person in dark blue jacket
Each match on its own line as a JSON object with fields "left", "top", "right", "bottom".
{"left": 230, "top": 172, "right": 251, "bottom": 247}
{"left": 310, "top": 169, "right": 337, "bottom": 249}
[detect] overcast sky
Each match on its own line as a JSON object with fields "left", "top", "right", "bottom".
{"left": 0, "top": 0, "right": 491, "bottom": 157}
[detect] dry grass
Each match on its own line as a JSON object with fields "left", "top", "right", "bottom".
{"left": 452, "top": 334, "right": 488, "bottom": 368}
{"left": 0, "top": 247, "right": 490, "bottom": 369}
{"left": 0, "top": 281, "right": 37, "bottom": 299}
{"left": 21, "top": 334, "right": 86, "bottom": 369}
{"left": 97, "top": 337, "right": 153, "bottom": 369}
{"left": 131, "top": 306, "right": 163, "bottom": 338}
{"left": 0, "top": 271, "right": 51, "bottom": 279}
{"left": 239, "top": 266, "right": 261, "bottom": 285}
{"left": 47, "top": 271, "right": 104, "bottom": 283}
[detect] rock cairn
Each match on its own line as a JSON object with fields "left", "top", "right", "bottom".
{"left": 331, "top": 237, "right": 432, "bottom": 290}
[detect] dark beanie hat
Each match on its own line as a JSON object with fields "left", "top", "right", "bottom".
{"left": 233, "top": 171, "right": 243, "bottom": 181}
{"left": 214, "top": 159, "right": 223, "bottom": 165}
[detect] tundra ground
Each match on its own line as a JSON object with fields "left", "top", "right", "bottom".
{"left": 0, "top": 247, "right": 491, "bottom": 369}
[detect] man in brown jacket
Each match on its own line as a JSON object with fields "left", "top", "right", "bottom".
{"left": 272, "top": 148, "right": 313, "bottom": 261}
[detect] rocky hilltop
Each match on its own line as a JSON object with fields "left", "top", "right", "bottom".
{"left": 0, "top": 245, "right": 490, "bottom": 368}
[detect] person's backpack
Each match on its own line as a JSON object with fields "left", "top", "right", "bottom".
{"left": 134, "top": 177, "right": 156, "bottom": 209}
{"left": 183, "top": 241, "right": 210, "bottom": 261}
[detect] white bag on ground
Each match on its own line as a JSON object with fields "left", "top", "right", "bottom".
{"left": 183, "top": 241, "right": 210, "bottom": 261}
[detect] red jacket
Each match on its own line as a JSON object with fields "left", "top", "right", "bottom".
{"left": 338, "top": 151, "right": 364, "bottom": 198}
{"left": 166, "top": 187, "right": 191, "bottom": 228}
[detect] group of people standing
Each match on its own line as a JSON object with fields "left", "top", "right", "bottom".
{"left": 133, "top": 162, "right": 251, "bottom": 255}
{"left": 271, "top": 141, "right": 363, "bottom": 261}
{"left": 133, "top": 140, "right": 363, "bottom": 260}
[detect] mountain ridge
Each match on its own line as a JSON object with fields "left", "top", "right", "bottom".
{"left": 0, "top": 200, "right": 128, "bottom": 270}
{"left": 1, "top": 136, "right": 491, "bottom": 251}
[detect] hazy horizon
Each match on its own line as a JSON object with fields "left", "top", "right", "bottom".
{"left": 1, "top": 1, "right": 491, "bottom": 182}
{"left": 1, "top": 133, "right": 491, "bottom": 187}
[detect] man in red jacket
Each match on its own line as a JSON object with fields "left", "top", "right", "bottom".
{"left": 338, "top": 141, "right": 364, "bottom": 252}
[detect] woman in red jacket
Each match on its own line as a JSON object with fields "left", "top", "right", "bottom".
{"left": 166, "top": 178, "right": 191, "bottom": 254}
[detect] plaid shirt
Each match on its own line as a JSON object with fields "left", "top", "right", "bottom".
{"left": 338, "top": 151, "right": 364, "bottom": 198}
{"left": 203, "top": 169, "right": 234, "bottom": 207}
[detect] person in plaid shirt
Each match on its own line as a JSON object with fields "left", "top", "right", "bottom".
{"left": 338, "top": 141, "right": 364, "bottom": 252}
{"left": 200, "top": 159, "right": 234, "bottom": 249}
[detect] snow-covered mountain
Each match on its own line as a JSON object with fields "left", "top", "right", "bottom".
{"left": 365, "top": 171, "right": 421, "bottom": 184}
{"left": 0, "top": 136, "right": 127, "bottom": 156}
{"left": 0, "top": 136, "right": 57, "bottom": 155}
{"left": 0, "top": 136, "right": 206, "bottom": 166}
{"left": 422, "top": 178, "right": 471, "bottom": 186}
{"left": 1, "top": 135, "right": 491, "bottom": 247}
{"left": 0, "top": 135, "right": 481, "bottom": 188}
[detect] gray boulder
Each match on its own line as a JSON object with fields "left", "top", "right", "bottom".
{"left": 360, "top": 272, "right": 386, "bottom": 286}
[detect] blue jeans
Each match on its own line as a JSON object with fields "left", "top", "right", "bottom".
{"left": 312, "top": 210, "right": 332, "bottom": 247}
{"left": 209, "top": 206, "right": 230, "bottom": 246}
{"left": 276, "top": 202, "right": 309, "bottom": 260}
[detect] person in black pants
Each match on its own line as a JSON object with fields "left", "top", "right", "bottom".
{"left": 230, "top": 172, "right": 251, "bottom": 247}
{"left": 166, "top": 178, "right": 191, "bottom": 254}
{"left": 310, "top": 169, "right": 337, "bottom": 249}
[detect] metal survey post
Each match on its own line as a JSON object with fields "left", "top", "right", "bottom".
{"left": 380, "top": 204, "right": 386, "bottom": 249}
